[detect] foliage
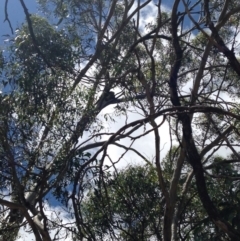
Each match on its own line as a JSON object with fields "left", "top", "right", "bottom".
{"left": 80, "top": 164, "right": 163, "bottom": 240}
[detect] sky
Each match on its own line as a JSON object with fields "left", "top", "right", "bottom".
{"left": 0, "top": 0, "right": 192, "bottom": 37}
{"left": 0, "top": 1, "right": 38, "bottom": 37}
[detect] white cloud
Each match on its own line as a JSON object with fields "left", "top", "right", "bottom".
{"left": 98, "top": 105, "right": 172, "bottom": 169}
{"left": 16, "top": 203, "right": 75, "bottom": 241}
{"left": 129, "top": 0, "right": 171, "bottom": 34}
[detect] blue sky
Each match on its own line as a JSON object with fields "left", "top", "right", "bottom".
{"left": 0, "top": 0, "right": 196, "bottom": 40}
{"left": 1, "top": 1, "right": 174, "bottom": 35}
{"left": 0, "top": 1, "right": 38, "bottom": 38}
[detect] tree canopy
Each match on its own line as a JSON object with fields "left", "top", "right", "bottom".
{"left": 1, "top": 0, "right": 240, "bottom": 240}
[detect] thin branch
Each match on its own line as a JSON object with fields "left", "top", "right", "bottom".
{"left": 19, "top": 0, "right": 55, "bottom": 73}
{"left": 4, "top": 0, "right": 13, "bottom": 34}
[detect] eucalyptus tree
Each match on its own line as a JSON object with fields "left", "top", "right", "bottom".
{"left": 1, "top": 0, "right": 240, "bottom": 241}
{"left": 80, "top": 164, "right": 163, "bottom": 241}
{"left": 81, "top": 157, "right": 240, "bottom": 241}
